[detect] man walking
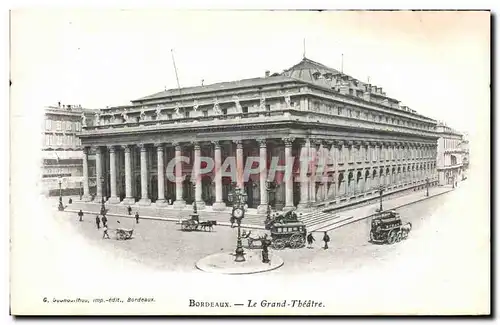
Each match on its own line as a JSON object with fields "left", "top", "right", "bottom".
{"left": 95, "top": 215, "right": 101, "bottom": 229}
{"left": 127, "top": 205, "right": 132, "bottom": 216}
{"left": 135, "top": 212, "right": 140, "bottom": 224}
{"left": 78, "top": 210, "right": 84, "bottom": 222}
{"left": 102, "top": 225, "right": 110, "bottom": 239}
{"left": 323, "top": 232, "right": 330, "bottom": 250}
{"left": 101, "top": 214, "right": 108, "bottom": 228}
{"left": 307, "top": 232, "right": 315, "bottom": 248}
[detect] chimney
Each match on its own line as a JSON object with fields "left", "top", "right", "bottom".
{"left": 265, "top": 70, "right": 270, "bottom": 78}
{"left": 363, "top": 91, "right": 371, "bottom": 102}
{"left": 371, "top": 85, "right": 376, "bottom": 93}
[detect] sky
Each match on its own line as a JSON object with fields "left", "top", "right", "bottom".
{"left": 11, "top": 10, "right": 490, "bottom": 134}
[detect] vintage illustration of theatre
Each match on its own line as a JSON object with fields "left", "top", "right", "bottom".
{"left": 78, "top": 57, "right": 441, "bottom": 214}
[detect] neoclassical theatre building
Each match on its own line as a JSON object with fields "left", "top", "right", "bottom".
{"left": 78, "top": 57, "right": 439, "bottom": 213}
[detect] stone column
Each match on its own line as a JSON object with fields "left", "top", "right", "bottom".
{"left": 284, "top": 137, "right": 294, "bottom": 209}
{"left": 327, "top": 141, "right": 338, "bottom": 198}
{"left": 235, "top": 140, "right": 244, "bottom": 189}
{"left": 138, "top": 144, "right": 151, "bottom": 206}
{"left": 155, "top": 143, "right": 167, "bottom": 206}
{"left": 321, "top": 141, "right": 330, "bottom": 200}
{"left": 257, "top": 138, "right": 269, "bottom": 214}
{"left": 121, "top": 145, "right": 135, "bottom": 204}
{"left": 297, "top": 139, "right": 310, "bottom": 210}
{"left": 93, "top": 146, "right": 103, "bottom": 203}
{"left": 212, "top": 141, "right": 226, "bottom": 211}
{"left": 173, "top": 142, "right": 186, "bottom": 208}
{"left": 81, "top": 147, "right": 92, "bottom": 201}
{"left": 193, "top": 141, "right": 206, "bottom": 209}
{"left": 309, "top": 140, "right": 320, "bottom": 204}
{"left": 107, "top": 145, "right": 120, "bottom": 203}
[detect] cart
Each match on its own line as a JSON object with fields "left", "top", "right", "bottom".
{"left": 369, "top": 210, "right": 412, "bottom": 244}
{"left": 116, "top": 228, "right": 134, "bottom": 240}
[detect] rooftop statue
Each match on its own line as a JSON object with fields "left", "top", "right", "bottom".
{"left": 81, "top": 113, "right": 87, "bottom": 127}
{"left": 193, "top": 100, "right": 199, "bottom": 112}
{"left": 94, "top": 112, "right": 100, "bottom": 126}
{"left": 174, "top": 102, "right": 183, "bottom": 118}
{"left": 121, "top": 109, "right": 129, "bottom": 123}
{"left": 213, "top": 98, "right": 222, "bottom": 115}
{"left": 233, "top": 96, "right": 242, "bottom": 113}
{"left": 155, "top": 105, "right": 163, "bottom": 120}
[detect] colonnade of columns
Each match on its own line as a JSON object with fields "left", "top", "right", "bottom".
{"left": 80, "top": 138, "right": 437, "bottom": 212}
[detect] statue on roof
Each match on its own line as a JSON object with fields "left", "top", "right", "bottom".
{"left": 284, "top": 94, "right": 291, "bottom": 109}
{"left": 213, "top": 98, "right": 222, "bottom": 115}
{"left": 174, "top": 102, "right": 183, "bottom": 118}
{"left": 155, "top": 105, "right": 163, "bottom": 120}
{"left": 233, "top": 95, "right": 242, "bottom": 113}
{"left": 139, "top": 109, "right": 146, "bottom": 121}
{"left": 260, "top": 95, "right": 266, "bottom": 111}
{"left": 81, "top": 113, "right": 87, "bottom": 127}
{"left": 94, "top": 112, "right": 100, "bottom": 126}
{"left": 121, "top": 109, "right": 129, "bottom": 123}
{"left": 193, "top": 100, "right": 199, "bottom": 112}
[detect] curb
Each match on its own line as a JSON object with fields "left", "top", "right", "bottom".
{"left": 314, "top": 189, "right": 453, "bottom": 232}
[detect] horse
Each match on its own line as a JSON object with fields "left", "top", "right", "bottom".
{"left": 401, "top": 222, "right": 412, "bottom": 239}
{"left": 200, "top": 220, "right": 217, "bottom": 232}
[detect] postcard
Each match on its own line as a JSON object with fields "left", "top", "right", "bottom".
{"left": 9, "top": 9, "right": 490, "bottom": 316}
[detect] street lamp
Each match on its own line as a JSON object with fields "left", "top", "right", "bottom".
{"left": 228, "top": 184, "right": 248, "bottom": 262}
{"left": 100, "top": 175, "right": 106, "bottom": 215}
{"left": 264, "top": 181, "right": 275, "bottom": 229}
{"left": 58, "top": 177, "right": 63, "bottom": 202}
{"left": 191, "top": 182, "right": 198, "bottom": 215}
{"left": 376, "top": 185, "right": 385, "bottom": 212}
{"left": 425, "top": 177, "right": 430, "bottom": 197}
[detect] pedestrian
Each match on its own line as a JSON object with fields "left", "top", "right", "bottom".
{"left": 307, "top": 232, "right": 315, "bottom": 248}
{"left": 78, "top": 209, "right": 84, "bottom": 222}
{"left": 127, "top": 205, "right": 132, "bottom": 216}
{"left": 102, "top": 225, "right": 110, "bottom": 239}
{"left": 102, "top": 214, "right": 108, "bottom": 227}
{"left": 95, "top": 215, "right": 101, "bottom": 230}
{"left": 135, "top": 212, "right": 140, "bottom": 224}
{"left": 68, "top": 198, "right": 73, "bottom": 204}
{"left": 323, "top": 232, "right": 330, "bottom": 250}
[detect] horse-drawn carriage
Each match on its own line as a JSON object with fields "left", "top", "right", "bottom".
{"left": 179, "top": 213, "right": 217, "bottom": 232}
{"left": 243, "top": 209, "right": 306, "bottom": 250}
{"left": 369, "top": 210, "right": 412, "bottom": 244}
{"left": 115, "top": 228, "right": 134, "bottom": 240}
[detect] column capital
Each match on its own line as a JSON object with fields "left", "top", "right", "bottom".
{"left": 257, "top": 138, "right": 267, "bottom": 148}
{"left": 346, "top": 140, "right": 354, "bottom": 147}
{"left": 121, "top": 144, "right": 131, "bottom": 153}
{"left": 353, "top": 140, "right": 362, "bottom": 147}
{"left": 311, "top": 138, "right": 322, "bottom": 148}
{"left": 138, "top": 143, "right": 148, "bottom": 152}
{"left": 192, "top": 141, "right": 201, "bottom": 150}
{"left": 172, "top": 141, "right": 182, "bottom": 151}
{"left": 211, "top": 140, "right": 221, "bottom": 149}
{"left": 92, "top": 146, "right": 102, "bottom": 154}
{"left": 154, "top": 143, "right": 165, "bottom": 151}
{"left": 107, "top": 145, "right": 116, "bottom": 153}
{"left": 82, "top": 146, "right": 90, "bottom": 154}
{"left": 233, "top": 140, "right": 243, "bottom": 149}
{"left": 283, "top": 137, "right": 295, "bottom": 147}
{"left": 335, "top": 140, "right": 345, "bottom": 147}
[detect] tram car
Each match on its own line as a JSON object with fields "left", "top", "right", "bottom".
{"left": 369, "top": 210, "right": 412, "bottom": 244}
{"left": 264, "top": 209, "right": 307, "bottom": 249}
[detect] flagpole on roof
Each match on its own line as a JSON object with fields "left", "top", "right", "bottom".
{"left": 171, "top": 49, "right": 183, "bottom": 115}
{"left": 341, "top": 53, "right": 344, "bottom": 74}
{"left": 303, "top": 38, "right": 306, "bottom": 59}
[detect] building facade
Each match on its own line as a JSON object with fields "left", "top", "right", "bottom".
{"left": 42, "top": 103, "right": 96, "bottom": 196}
{"left": 78, "top": 58, "right": 440, "bottom": 212}
{"left": 436, "top": 122, "right": 467, "bottom": 186}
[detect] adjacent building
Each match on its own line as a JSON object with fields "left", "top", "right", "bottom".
{"left": 436, "top": 122, "right": 467, "bottom": 186}
{"left": 77, "top": 57, "right": 440, "bottom": 212}
{"left": 42, "top": 103, "right": 96, "bottom": 197}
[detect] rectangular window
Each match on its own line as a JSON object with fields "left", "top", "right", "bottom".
{"left": 167, "top": 114, "right": 172, "bottom": 120}
{"left": 184, "top": 111, "right": 190, "bottom": 118}
{"left": 265, "top": 104, "right": 270, "bottom": 112}
{"left": 202, "top": 110, "right": 208, "bottom": 117}
{"left": 56, "top": 121, "right": 62, "bottom": 131}
{"left": 242, "top": 106, "right": 248, "bottom": 117}
{"left": 222, "top": 109, "right": 227, "bottom": 115}
{"left": 66, "top": 121, "right": 72, "bottom": 131}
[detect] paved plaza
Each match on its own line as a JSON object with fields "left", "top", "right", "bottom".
{"left": 53, "top": 183, "right": 462, "bottom": 274}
